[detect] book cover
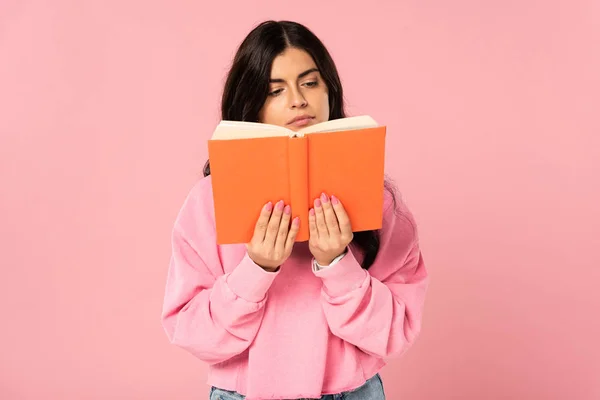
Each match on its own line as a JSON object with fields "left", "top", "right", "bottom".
{"left": 207, "top": 116, "right": 386, "bottom": 244}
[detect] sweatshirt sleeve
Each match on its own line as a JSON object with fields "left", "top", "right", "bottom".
{"left": 313, "top": 197, "right": 430, "bottom": 359}
{"left": 160, "top": 179, "right": 279, "bottom": 365}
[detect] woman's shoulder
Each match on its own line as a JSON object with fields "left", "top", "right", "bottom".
{"left": 186, "top": 174, "right": 215, "bottom": 202}
{"left": 172, "top": 175, "right": 216, "bottom": 235}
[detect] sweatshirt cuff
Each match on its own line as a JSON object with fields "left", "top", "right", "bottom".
{"left": 313, "top": 247, "right": 368, "bottom": 297}
{"left": 226, "top": 252, "right": 280, "bottom": 303}
{"left": 312, "top": 250, "right": 347, "bottom": 271}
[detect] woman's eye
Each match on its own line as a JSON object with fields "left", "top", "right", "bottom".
{"left": 304, "top": 81, "right": 318, "bottom": 87}
{"left": 269, "top": 88, "right": 283, "bottom": 96}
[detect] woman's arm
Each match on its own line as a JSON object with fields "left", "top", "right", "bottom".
{"left": 161, "top": 180, "right": 278, "bottom": 365}
{"left": 314, "top": 201, "right": 430, "bottom": 359}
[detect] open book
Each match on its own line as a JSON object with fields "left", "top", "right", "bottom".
{"left": 207, "top": 116, "right": 386, "bottom": 245}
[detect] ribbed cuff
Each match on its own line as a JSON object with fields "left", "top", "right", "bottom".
{"left": 226, "top": 253, "right": 280, "bottom": 303}
{"left": 313, "top": 247, "right": 368, "bottom": 297}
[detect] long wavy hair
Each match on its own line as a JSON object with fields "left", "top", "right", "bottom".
{"left": 203, "top": 20, "right": 398, "bottom": 269}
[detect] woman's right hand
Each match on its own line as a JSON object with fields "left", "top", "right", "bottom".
{"left": 246, "top": 200, "right": 300, "bottom": 272}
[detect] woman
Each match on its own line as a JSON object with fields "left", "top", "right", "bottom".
{"left": 161, "top": 20, "right": 429, "bottom": 400}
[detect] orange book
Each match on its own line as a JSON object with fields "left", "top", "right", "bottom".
{"left": 207, "top": 116, "right": 386, "bottom": 245}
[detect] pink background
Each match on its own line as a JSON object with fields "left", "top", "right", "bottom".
{"left": 1, "top": 1, "right": 599, "bottom": 399}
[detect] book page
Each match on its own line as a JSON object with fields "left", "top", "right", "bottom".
{"left": 211, "top": 120, "right": 292, "bottom": 140}
{"left": 297, "top": 115, "right": 378, "bottom": 135}
{"left": 211, "top": 115, "right": 378, "bottom": 140}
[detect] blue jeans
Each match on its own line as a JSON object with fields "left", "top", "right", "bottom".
{"left": 209, "top": 373, "right": 385, "bottom": 400}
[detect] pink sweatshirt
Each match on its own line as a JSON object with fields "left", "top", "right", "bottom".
{"left": 161, "top": 176, "right": 429, "bottom": 400}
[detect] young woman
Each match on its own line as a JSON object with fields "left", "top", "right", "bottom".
{"left": 161, "top": 20, "right": 429, "bottom": 400}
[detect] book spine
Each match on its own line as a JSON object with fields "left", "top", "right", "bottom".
{"left": 288, "top": 137, "right": 309, "bottom": 242}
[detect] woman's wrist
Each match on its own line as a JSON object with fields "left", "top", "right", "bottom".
{"left": 315, "top": 248, "right": 348, "bottom": 266}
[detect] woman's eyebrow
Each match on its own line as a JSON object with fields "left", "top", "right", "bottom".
{"left": 269, "top": 68, "right": 319, "bottom": 83}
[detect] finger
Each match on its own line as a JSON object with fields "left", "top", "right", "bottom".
{"left": 320, "top": 193, "right": 340, "bottom": 234}
{"left": 314, "top": 197, "right": 329, "bottom": 237}
{"left": 308, "top": 208, "right": 319, "bottom": 240}
{"left": 274, "top": 204, "right": 292, "bottom": 256}
{"left": 284, "top": 216, "right": 300, "bottom": 255}
{"left": 252, "top": 201, "right": 273, "bottom": 242}
{"left": 264, "top": 200, "right": 284, "bottom": 245}
{"left": 331, "top": 195, "right": 352, "bottom": 236}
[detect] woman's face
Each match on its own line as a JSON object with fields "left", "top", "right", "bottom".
{"left": 258, "top": 47, "right": 330, "bottom": 131}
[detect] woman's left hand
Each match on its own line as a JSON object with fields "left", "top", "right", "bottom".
{"left": 308, "top": 192, "right": 353, "bottom": 266}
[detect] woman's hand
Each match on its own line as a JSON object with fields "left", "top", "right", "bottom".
{"left": 308, "top": 193, "right": 353, "bottom": 266}
{"left": 247, "top": 200, "right": 300, "bottom": 272}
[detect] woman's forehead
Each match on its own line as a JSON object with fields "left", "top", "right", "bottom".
{"left": 270, "top": 48, "right": 318, "bottom": 79}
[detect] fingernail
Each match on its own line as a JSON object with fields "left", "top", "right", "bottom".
{"left": 309, "top": 208, "right": 315, "bottom": 216}
{"left": 265, "top": 202, "right": 273, "bottom": 211}
{"left": 331, "top": 195, "right": 339, "bottom": 205}
{"left": 314, "top": 198, "right": 321, "bottom": 208}
{"left": 284, "top": 205, "right": 291, "bottom": 214}
{"left": 293, "top": 217, "right": 300, "bottom": 226}
{"left": 321, "top": 193, "right": 329, "bottom": 203}
{"left": 276, "top": 200, "right": 284, "bottom": 211}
